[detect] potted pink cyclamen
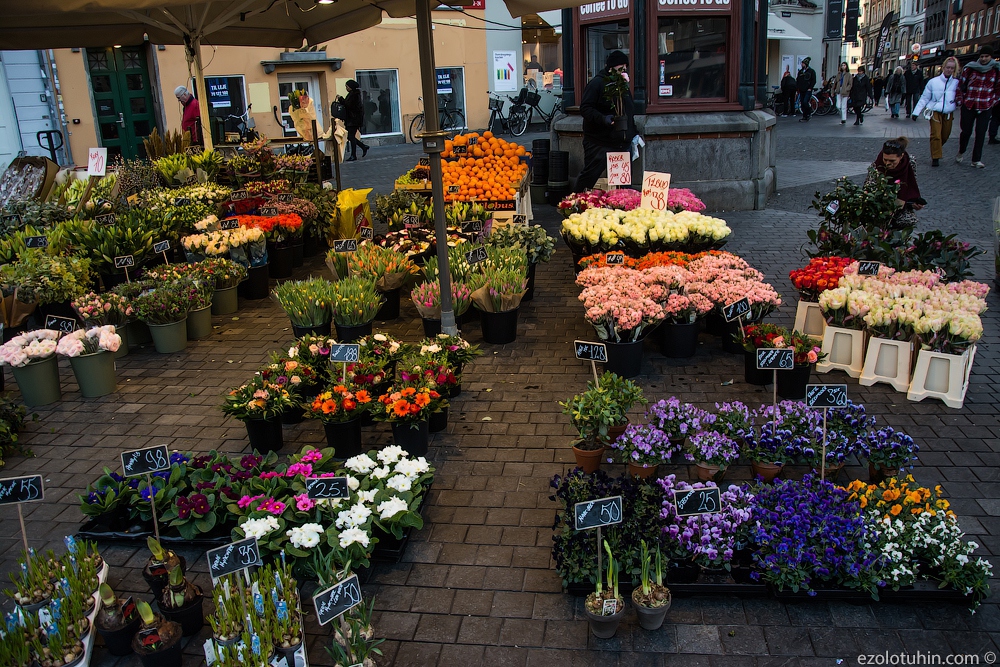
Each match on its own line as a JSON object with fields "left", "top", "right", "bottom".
{"left": 0, "top": 329, "right": 61, "bottom": 406}
{"left": 57, "top": 325, "right": 121, "bottom": 398}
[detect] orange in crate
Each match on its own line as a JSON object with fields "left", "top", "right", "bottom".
{"left": 439, "top": 131, "right": 529, "bottom": 202}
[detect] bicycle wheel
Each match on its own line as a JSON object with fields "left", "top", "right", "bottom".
{"left": 408, "top": 114, "right": 425, "bottom": 143}
{"left": 509, "top": 109, "right": 528, "bottom": 137}
{"left": 442, "top": 110, "right": 465, "bottom": 132}
{"left": 809, "top": 96, "right": 819, "bottom": 114}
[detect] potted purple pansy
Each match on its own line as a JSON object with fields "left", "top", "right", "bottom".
{"left": 646, "top": 397, "right": 715, "bottom": 443}
{"left": 607, "top": 424, "right": 682, "bottom": 479}
{"left": 861, "top": 426, "right": 918, "bottom": 483}
{"left": 684, "top": 430, "right": 739, "bottom": 482}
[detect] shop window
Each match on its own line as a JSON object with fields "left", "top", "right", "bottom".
{"left": 435, "top": 67, "right": 468, "bottom": 129}
{"left": 355, "top": 69, "right": 401, "bottom": 136}
{"left": 585, "top": 21, "right": 630, "bottom": 81}
{"left": 657, "top": 17, "right": 728, "bottom": 100}
{"left": 200, "top": 75, "right": 248, "bottom": 140}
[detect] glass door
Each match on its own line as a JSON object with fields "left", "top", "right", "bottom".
{"left": 85, "top": 46, "right": 157, "bottom": 160}
{"left": 278, "top": 75, "right": 322, "bottom": 138}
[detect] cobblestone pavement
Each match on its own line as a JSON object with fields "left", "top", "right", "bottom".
{"left": 1, "top": 110, "right": 999, "bottom": 666}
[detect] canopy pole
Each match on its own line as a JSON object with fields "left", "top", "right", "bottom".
{"left": 416, "top": 0, "right": 457, "bottom": 336}
{"left": 190, "top": 36, "right": 214, "bottom": 151}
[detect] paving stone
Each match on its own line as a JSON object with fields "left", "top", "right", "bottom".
{"left": 719, "top": 625, "right": 769, "bottom": 655}
{"left": 676, "top": 624, "right": 724, "bottom": 654}
{"left": 413, "top": 613, "right": 462, "bottom": 643}
{"left": 499, "top": 618, "right": 546, "bottom": 647}
{"left": 457, "top": 615, "right": 503, "bottom": 644}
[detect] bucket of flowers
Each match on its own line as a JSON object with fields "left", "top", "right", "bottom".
{"left": 306, "top": 383, "right": 373, "bottom": 459}
{"left": 0, "top": 329, "right": 61, "bottom": 406}
{"left": 56, "top": 325, "right": 121, "bottom": 398}
{"left": 375, "top": 382, "right": 443, "bottom": 457}
{"left": 221, "top": 374, "right": 296, "bottom": 453}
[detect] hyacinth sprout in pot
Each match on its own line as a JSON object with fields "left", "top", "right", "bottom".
{"left": 95, "top": 583, "right": 142, "bottom": 656}
{"left": 585, "top": 540, "right": 625, "bottom": 638}
{"left": 158, "top": 563, "right": 204, "bottom": 636}
{"left": 143, "top": 536, "right": 186, "bottom": 601}
{"left": 561, "top": 371, "right": 646, "bottom": 473}
{"left": 631, "top": 540, "right": 671, "bottom": 630}
{"left": 131, "top": 600, "right": 183, "bottom": 667}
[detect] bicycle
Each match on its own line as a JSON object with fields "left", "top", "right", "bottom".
{"left": 764, "top": 86, "right": 789, "bottom": 116}
{"left": 486, "top": 92, "right": 528, "bottom": 137}
{"left": 521, "top": 89, "right": 563, "bottom": 130}
{"left": 408, "top": 97, "right": 466, "bottom": 143}
{"left": 223, "top": 104, "right": 258, "bottom": 143}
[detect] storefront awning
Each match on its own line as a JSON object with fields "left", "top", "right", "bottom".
{"left": 767, "top": 14, "right": 812, "bottom": 42}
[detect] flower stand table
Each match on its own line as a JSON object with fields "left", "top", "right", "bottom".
{"left": 907, "top": 345, "right": 976, "bottom": 409}
{"left": 793, "top": 301, "right": 826, "bottom": 338}
{"left": 817, "top": 326, "right": 866, "bottom": 378}
{"left": 860, "top": 338, "right": 913, "bottom": 392}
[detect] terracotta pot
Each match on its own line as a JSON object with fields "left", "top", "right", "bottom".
{"left": 750, "top": 461, "right": 784, "bottom": 483}
{"left": 572, "top": 443, "right": 606, "bottom": 474}
{"left": 602, "top": 421, "right": 629, "bottom": 444}
{"left": 868, "top": 463, "right": 899, "bottom": 484}
{"left": 694, "top": 461, "right": 725, "bottom": 482}
{"left": 628, "top": 462, "right": 659, "bottom": 480}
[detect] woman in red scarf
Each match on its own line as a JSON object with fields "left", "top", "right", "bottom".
{"left": 870, "top": 136, "right": 926, "bottom": 227}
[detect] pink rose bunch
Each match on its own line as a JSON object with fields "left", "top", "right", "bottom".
{"left": 72, "top": 292, "right": 134, "bottom": 327}
{"left": 0, "top": 330, "right": 59, "bottom": 367}
{"left": 602, "top": 188, "right": 641, "bottom": 210}
{"left": 56, "top": 325, "right": 121, "bottom": 358}
{"left": 667, "top": 188, "right": 707, "bottom": 213}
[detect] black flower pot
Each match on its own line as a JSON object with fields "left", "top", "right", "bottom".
{"left": 657, "top": 321, "right": 699, "bottom": 358}
{"left": 776, "top": 363, "right": 812, "bottom": 400}
{"left": 458, "top": 308, "right": 478, "bottom": 326}
{"left": 281, "top": 405, "right": 306, "bottom": 425}
{"left": 239, "top": 265, "right": 270, "bottom": 300}
{"left": 291, "top": 242, "right": 304, "bottom": 268}
{"left": 132, "top": 617, "right": 183, "bottom": 667}
{"left": 268, "top": 245, "right": 294, "bottom": 279}
{"left": 744, "top": 350, "right": 772, "bottom": 386}
{"left": 604, "top": 339, "right": 643, "bottom": 378}
{"left": 479, "top": 307, "right": 519, "bottom": 344}
{"left": 100, "top": 272, "right": 129, "bottom": 292}
{"left": 38, "top": 300, "right": 81, "bottom": 326}
{"left": 429, "top": 406, "right": 448, "bottom": 433}
{"left": 375, "top": 288, "right": 400, "bottom": 321}
{"left": 242, "top": 417, "right": 283, "bottom": 453}
{"left": 96, "top": 612, "right": 142, "bottom": 656}
{"left": 522, "top": 262, "right": 537, "bottom": 302}
{"left": 291, "top": 321, "right": 332, "bottom": 339}
{"left": 335, "top": 320, "right": 373, "bottom": 342}
{"left": 721, "top": 319, "right": 745, "bottom": 354}
{"left": 422, "top": 318, "right": 442, "bottom": 337}
{"left": 142, "top": 555, "right": 187, "bottom": 601}
{"left": 159, "top": 590, "right": 204, "bottom": 637}
{"left": 324, "top": 417, "right": 363, "bottom": 459}
{"left": 704, "top": 311, "right": 726, "bottom": 336}
{"left": 391, "top": 420, "right": 429, "bottom": 456}
{"left": 666, "top": 560, "right": 701, "bottom": 584}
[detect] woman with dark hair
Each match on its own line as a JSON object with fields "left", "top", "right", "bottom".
{"left": 870, "top": 136, "right": 926, "bottom": 227}
{"left": 343, "top": 79, "right": 369, "bottom": 161}
{"left": 835, "top": 62, "right": 853, "bottom": 124}
{"left": 850, "top": 65, "right": 872, "bottom": 125}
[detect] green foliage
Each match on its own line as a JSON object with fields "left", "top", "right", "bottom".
{"left": 560, "top": 371, "right": 646, "bottom": 444}
{"left": 272, "top": 278, "right": 334, "bottom": 327}
{"left": 488, "top": 223, "right": 556, "bottom": 263}
{"left": 55, "top": 209, "right": 158, "bottom": 273}
{"left": 0, "top": 250, "right": 92, "bottom": 304}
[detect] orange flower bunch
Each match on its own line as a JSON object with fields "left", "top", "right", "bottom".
{"left": 843, "top": 475, "right": 952, "bottom": 521}
{"left": 377, "top": 385, "right": 441, "bottom": 421}
{"left": 577, "top": 249, "right": 725, "bottom": 270}
{"left": 306, "top": 384, "right": 371, "bottom": 423}
{"left": 439, "top": 131, "right": 529, "bottom": 202}
{"left": 237, "top": 213, "right": 303, "bottom": 236}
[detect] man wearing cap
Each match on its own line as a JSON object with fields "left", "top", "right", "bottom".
{"left": 575, "top": 50, "right": 638, "bottom": 192}
{"left": 796, "top": 57, "right": 817, "bottom": 122}
{"left": 174, "top": 86, "right": 202, "bottom": 145}
{"left": 954, "top": 46, "right": 1000, "bottom": 168}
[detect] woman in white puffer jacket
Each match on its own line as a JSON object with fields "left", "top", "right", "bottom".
{"left": 912, "top": 56, "right": 960, "bottom": 167}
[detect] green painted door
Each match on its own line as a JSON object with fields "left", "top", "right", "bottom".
{"left": 86, "top": 46, "right": 157, "bottom": 161}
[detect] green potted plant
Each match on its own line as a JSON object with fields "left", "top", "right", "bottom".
{"left": 175, "top": 276, "right": 215, "bottom": 341}
{"left": 142, "top": 536, "right": 186, "bottom": 601}
{"left": 54, "top": 210, "right": 157, "bottom": 290}
{"left": 134, "top": 282, "right": 189, "bottom": 353}
{"left": 346, "top": 244, "right": 419, "bottom": 320}
{"left": 94, "top": 583, "right": 142, "bottom": 656}
{"left": 374, "top": 381, "right": 443, "bottom": 456}
{"left": 221, "top": 375, "right": 296, "bottom": 453}
{"left": 487, "top": 223, "right": 556, "bottom": 301}
{"left": 325, "top": 597, "right": 384, "bottom": 667}
{"left": 331, "top": 276, "right": 383, "bottom": 342}
{"left": 776, "top": 330, "right": 824, "bottom": 400}
{"left": 273, "top": 277, "right": 334, "bottom": 337}
{"left": 31, "top": 611, "right": 86, "bottom": 667}
{"left": 631, "top": 541, "right": 671, "bottom": 630}
{"left": 470, "top": 264, "right": 528, "bottom": 345}
{"left": 584, "top": 540, "right": 625, "bottom": 638}
{"left": 0, "top": 250, "right": 92, "bottom": 323}
{"left": 56, "top": 325, "right": 122, "bottom": 398}
{"left": 158, "top": 564, "right": 204, "bottom": 637}
{"left": 131, "top": 600, "right": 183, "bottom": 667}
{"left": 201, "top": 257, "right": 247, "bottom": 315}
{"left": 560, "top": 371, "right": 646, "bottom": 473}
{"left": 208, "top": 584, "right": 243, "bottom": 647}
{"left": 0, "top": 612, "right": 33, "bottom": 667}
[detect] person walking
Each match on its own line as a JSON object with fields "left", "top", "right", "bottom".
{"left": 796, "top": 57, "right": 817, "bottom": 122}
{"left": 903, "top": 60, "right": 924, "bottom": 118}
{"left": 886, "top": 66, "right": 907, "bottom": 118}
{"left": 872, "top": 73, "right": 885, "bottom": 106}
{"left": 343, "top": 79, "right": 369, "bottom": 162}
{"left": 870, "top": 137, "right": 925, "bottom": 228}
{"left": 174, "top": 86, "right": 202, "bottom": 145}
{"left": 989, "top": 100, "right": 1000, "bottom": 145}
{"left": 955, "top": 46, "right": 1000, "bottom": 168}
{"left": 835, "top": 62, "right": 853, "bottom": 124}
{"left": 850, "top": 65, "right": 873, "bottom": 125}
{"left": 780, "top": 70, "right": 797, "bottom": 116}
{"left": 912, "top": 56, "right": 960, "bottom": 167}
{"left": 576, "top": 50, "right": 638, "bottom": 192}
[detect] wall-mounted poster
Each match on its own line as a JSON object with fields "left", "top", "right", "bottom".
{"left": 781, "top": 55, "right": 795, "bottom": 79}
{"left": 493, "top": 51, "right": 518, "bottom": 92}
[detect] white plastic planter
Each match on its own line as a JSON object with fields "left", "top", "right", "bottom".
{"left": 817, "top": 326, "right": 866, "bottom": 378}
{"left": 793, "top": 300, "right": 826, "bottom": 338}
{"left": 907, "top": 345, "right": 976, "bottom": 409}
{"left": 860, "top": 338, "right": 913, "bottom": 392}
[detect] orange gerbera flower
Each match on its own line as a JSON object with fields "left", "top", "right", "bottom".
{"left": 414, "top": 392, "right": 430, "bottom": 407}
{"left": 392, "top": 400, "right": 410, "bottom": 417}
{"left": 400, "top": 387, "right": 416, "bottom": 397}
{"left": 356, "top": 390, "right": 371, "bottom": 403}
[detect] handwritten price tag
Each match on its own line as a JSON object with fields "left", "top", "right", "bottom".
{"left": 230, "top": 190, "right": 249, "bottom": 201}
{"left": 45, "top": 315, "right": 76, "bottom": 334}
{"left": 640, "top": 171, "right": 672, "bottom": 211}
{"left": 756, "top": 348, "right": 795, "bottom": 370}
{"left": 207, "top": 537, "right": 261, "bottom": 580}
{"left": 153, "top": 240, "right": 171, "bottom": 254}
{"left": 806, "top": 384, "right": 849, "bottom": 408}
{"left": 87, "top": 147, "right": 108, "bottom": 177}
{"left": 313, "top": 574, "right": 363, "bottom": 625}
{"left": 673, "top": 487, "right": 722, "bottom": 517}
{"left": 359, "top": 226, "right": 374, "bottom": 240}
{"left": 461, "top": 220, "right": 483, "bottom": 234}
{"left": 328, "top": 344, "right": 360, "bottom": 363}
{"left": 121, "top": 445, "right": 170, "bottom": 477}
{"left": 605, "top": 252, "right": 625, "bottom": 265}
{"left": 857, "top": 261, "right": 881, "bottom": 276}
{"left": 606, "top": 151, "right": 631, "bottom": 186}
{"left": 573, "top": 496, "right": 623, "bottom": 531}
{"left": 24, "top": 236, "right": 48, "bottom": 249}
{"left": 465, "top": 246, "right": 488, "bottom": 265}
{"left": 574, "top": 340, "right": 608, "bottom": 362}
{"left": 0, "top": 475, "right": 44, "bottom": 505}
{"left": 113, "top": 255, "right": 134, "bottom": 269}
{"left": 333, "top": 239, "right": 358, "bottom": 253}
{"left": 722, "top": 297, "right": 751, "bottom": 322}
{"left": 306, "top": 477, "right": 351, "bottom": 499}
{"left": 220, "top": 218, "right": 240, "bottom": 230}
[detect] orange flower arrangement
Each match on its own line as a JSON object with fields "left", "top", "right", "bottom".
{"left": 305, "top": 384, "right": 371, "bottom": 423}
{"left": 577, "top": 249, "right": 726, "bottom": 271}
{"left": 377, "top": 385, "right": 441, "bottom": 422}
{"left": 843, "top": 475, "right": 952, "bottom": 521}
{"left": 237, "top": 213, "right": 303, "bottom": 238}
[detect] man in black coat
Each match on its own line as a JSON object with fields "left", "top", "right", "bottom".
{"left": 903, "top": 60, "right": 924, "bottom": 119}
{"left": 575, "top": 50, "right": 638, "bottom": 192}
{"left": 796, "top": 57, "right": 817, "bottom": 122}
{"left": 343, "top": 79, "right": 369, "bottom": 161}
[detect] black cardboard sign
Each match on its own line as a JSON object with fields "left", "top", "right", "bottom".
{"left": 96, "top": 213, "right": 116, "bottom": 226}
{"left": 359, "top": 226, "right": 374, "bottom": 240}
{"left": 45, "top": 315, "right": 76, "bottom": 334}
{"left": 306, "top": 477, "right": 351, "bottom": 500}
{"left": 605, "top": 252, "right": 625, "bottom": 265}
{"left": 313, "top": 573, "right": 363, "bottom": 626}
{"left": 113, "top": 255, "right": 134, "bottom": 269}
{"left": 402, "top": 214, "right": 420, "bottom": 228}
{"left": 756, "top": 348, "right": 795, "bottom": 370}
{"left": 260, "top": 206, "right": 279, "bottom": 217}
{"left": 574, "top": 340, "right": 608, "bottom": 362}
{"left": 1, "top": 214, "right": 22, "bottom": 226}
{"left": 418, "top": 157, "right": 430, "bottom": 167}
{"left": 333, "top": 239, "right": 358, "bottom": 253}
{"left": 573, "top": 496, "right": 623, "bottom": 531}
{"left": 230, "top": 190, "right": 249, "bottom": 201}
{"left": 461, "top": 220, "right": 483, "bottom": 234}
{"left": 453, "top": 145, "right": 468, "bottom": 155}
{"left": 447, "top": 185, "right": 460, "bottom": 194}
{"left": 207, "top": 537, "right": 261, "bottom": 579}
{"left": 276, "top": 193, "right": 293, "bottom": 204}
{"left": 673, "top": 487, "right": 723, "bottom": 517}
{"left": 24, "top": 236, "right": 48, "bottom": 249}
{"left": 806, "top": 384, "right": 849, "bottom": 408}
{"left": 0, "top": 475, "right": 44, "bottom": 505}
{"left": 465, "top": 246, "right": 488, "bottom": 265}
{"left": 153, "top": 240, "right": 171, "bottom": 254}
{"left": 121, "top": 445, "right": 170, "bottom": 477}
{"left": 328, "top": 344, "right": 360, "bottom": 363}
{"left": 857, "top": 261, "right": 881, "bottom": 276}
{"left": 512, "top": 214, "right": 527, "bottom": 225}
{"left": 172, "top": 197, "right": 191, "bottom": 207}
{"left": 220, "top": 218, "right": 240, "bottom": 230}
{"left": 723, "top": 297, "right": 751, "bottom": 322}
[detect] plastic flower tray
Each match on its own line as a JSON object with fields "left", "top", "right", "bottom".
{"left": 75, "top": 519, "right": 234, "bottom": 546}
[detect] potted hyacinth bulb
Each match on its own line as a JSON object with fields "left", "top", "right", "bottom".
{"left": 584, "top": 540, "right": 625, "bottom": 638}
{"left": 131, "top": 600, "right": 183, "bottom": 667}
{"left": 158, "top": 564, "right": 204, "bottom": 636}
{"left": 56, "top": 325, "right": 121, "bottom": 398}
{"left": 94, "top": 583, "right": 142, "bottom": 656}
{"left": 631, "top": 541, "right": 671, "bottom": 630}
{"left": 142, "top": 536, "right": 187, "bottom": 601}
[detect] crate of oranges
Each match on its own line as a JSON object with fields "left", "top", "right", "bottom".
{"left": 440, "top": 131, "right": 530, "bottom": 206}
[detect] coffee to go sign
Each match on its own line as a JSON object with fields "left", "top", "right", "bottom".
{"left": 658, "top": 0, "right": 731, "bottom": 7}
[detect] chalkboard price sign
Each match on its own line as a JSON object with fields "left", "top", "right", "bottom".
{"left": 806, "top": 384, "right": 849, "bottom": 408}
{"left": 113, "top": 255, "right": 135, "bottom": 269}
{"left": 465, "top": 246, "right": 488, "bottom": 265}
{"left": 447, "top": 185, "right": 460, "bottom": 194}
{"left": 605, "top": 252, "right": 625, "bottom": 265}
{"left": 453, "top": 145, "right": 468, "bottom": 155}
{"left": 313, "top": 573, "right": 363, "bottom": 626}
{"left": 260, "top": 207, "right": 279, "bottom": 217}
{"left": 328, "top": 344, "right": 360, "bottom": 363}
{"left": 461, "top": 220, "right": 483, "bottom": 234}
{"left": 0, "top": 474, "right": 44, "bottom": 505}
{"left": 306, "top": 477, "right": 351, "bottom": 500}
{"left": 153, "top": 240, "right": 171, "bottom": 254}
{"left": 756, "top": 348, "right": 795, "bottom": 370}
{"left": 723, "top": 297, "right": 751, "bottom": 322}
{"left": 574, "top": 340, "right": 608, "bottom": 363}
{"left": 172, "top": 197, "right": 191, "bottom": 207}
{"left": 418, "top": 157, "right": 430, "bottom": 167}
{"left": 220, "top": 218, "right": 240, "bottom": 230}
{"left": 96, "top": 213, "right": 116, "bottom": 226}
{"left": 573, "top": 495, "right": 623, "bottom": 531}
{"left": 24, "top": 236, "right": 48, "bottom": 249}
{"left": 121, "top": 445, "right": 170, "bottom": 478}
{"left": 512, "top": 214, "right": 527, "bottom": 225}
{"left": 230, "top": 190, "right": 249, "bottom": 201}
{"left": 402, "top": 214, "right": 420, "bottom": 228}
{"left": 45, "top": 315, "right": 77, "bottom": 334}
{"left": 0, "top": 214, "right": 22, "bottom": 226}
{"left": 359, "top": 226, "right": 374, "bottom": 240}
{"left": 673, "top": 487, "right": 722, "bottom": 517}
{"left": 207, "top": 537, "right": 261, "bottom": 579}
{"left": 333, "top": 239, "right": 358, "bottom": 253}
{"left": 857, "top": 261, "right": 881, "bottom": 276}
{"left": 276, "top": 193, "right": 293, "bottom": 204}
{"left": 468, "top": 136, "right": 478, "bottom": 145}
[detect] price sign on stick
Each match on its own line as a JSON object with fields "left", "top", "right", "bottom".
{"left": 230, "top": 190, "right": 249, "bottom": 201}
{"left": 121, "top": 445, "right": 170, "bottom": 542}
{"left": 461, "top": 220, "right": 483, "bottom": 234}
{"left": 328, "top": 344, "right": 360, "bottom": 364}
{"left": 0, "top": 475, "right": 44, "bottom": 565}
{"left": 87, "top": 147, "right": 108, "bottom": 177}
{"left": 207, "top": 537, "right": 261, "bottom": 580}
{"left": 640, "top": 171, "right": 672, "bottom": 210}
{"left": 306, "top": 477, "right": 351, "bottom": 500}
{"left": 723, "top": 297, "right": 751, "bottom": 322}
{"left": 359, "top": 226, "right": 374, "bottom": 240}
{"left": 313, "top": 574, "right": 363, "bottom": 625}
{"left": 606, "top": 151, "right": 631, "bottom": 186}
{"left": 418, "top": 157, "right": 430, "bottom": 167}
{"left": 574, "top": 340, "right": 607, "bottom": 384}
{"left": 114, "top": 254, "right": 134, "bottom": 269}
{"left": 24, "top": 236, "right": 48, "bottom": 249}
{"left": 574, "top": 495, "right": 623, "bottom": 591}
{"left": 153, "top": 240, "right": 171, "bottom": 254}
{"left": 45, "top": 315, "right": 76, "bottom": 334}
{"left": 220, "top": 218, "right": 240, "bottom": 230}
{"left": 673, "top": 487, "right": 723, "bottom": 517}
{"left": 605, "top": 252, "right": 625, "bottom": 265}
{"left": 806, "top": 384, "right": 848, "bottom": 408}
{"left": 276, "top": 193, "right": 293, "bottom": 204}
{"left": 756, "top": 348, "right": 795, "bottom": 370}
{"left": 465, "top": 246, "right": 488, "bottom": 265}
{"left": 857, "top": 261, "right": 882, "bottom": 276}
{"left": 333, "top": 239, "right": 358, "bottom": 253}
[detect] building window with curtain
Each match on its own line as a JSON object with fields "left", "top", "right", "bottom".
{"left": 355, "top": 69, "right": 401, "bottom": 136}
{"left": 657, "top": 17, "right": 728, "bottom": 99}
